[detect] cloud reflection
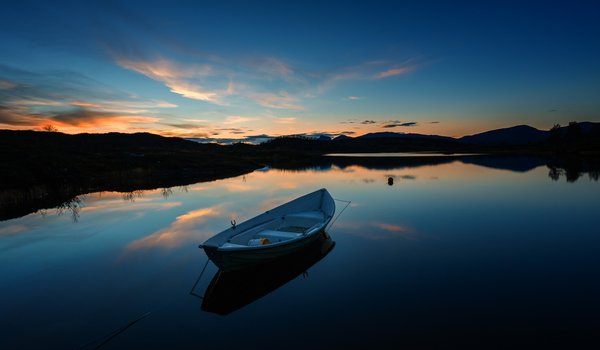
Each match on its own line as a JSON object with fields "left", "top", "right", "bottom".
{"left": 127, "top": 205, "right": 223, "bottom": 250}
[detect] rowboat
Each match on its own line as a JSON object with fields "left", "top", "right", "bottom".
{"left": 199, "top": 188, "right": 335, "bottom": 271}
{"left": 201, "top": 232, "right": 335, "bottom": 315}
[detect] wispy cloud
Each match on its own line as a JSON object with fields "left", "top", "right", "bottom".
{"left": 0, "top": 105, "right": 158, "bottom": 129}
{"left": 223, "top": 115, "right": 258, "bottom": 124}
{"left": 117, "top": 57, "right": 225, "bottom": 104}
{"left": 249, "top": 91, "right": 303, "bottom": 110}
{"left": 374, "top": 66, "right": 412, "bottom": 79}
{"left": 274, "top": 117, "right": 297, "bottom": 124}
{"left": 249, "top": 57, "right": 299, "bottom": 82}
{"left": 382, "top": 121, "right": 418, "bottom": 128}
{"left": 0, "top": 64, "right": 176, "bottom": 131}
{"left": 347, "top": 96, "right": 364, "bottom": 100}
{"left": 319, "top": 59, "right": 420, "bottom": 93}
{"left": 0, "top": 80, "right": 17, "bottom": 90}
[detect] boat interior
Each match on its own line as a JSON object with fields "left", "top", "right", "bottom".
{"left": 221, "top": 210, "right": 326, "bottom": 249}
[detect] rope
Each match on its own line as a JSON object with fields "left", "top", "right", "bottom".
{"left": 78, "top": 311, "right": 151, "bottom": 350}
{"left": 80, "top": 258, "right": 212, "bottom": 350}
{"left": 189, "top": 258, "right": 211, "bottom": 298}
{"left": 326, "top": 198, "right": 351, "bottom": 231}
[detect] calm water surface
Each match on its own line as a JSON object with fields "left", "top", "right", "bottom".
{"left": 1, "top": 158, "right": 599, "bottom": 348}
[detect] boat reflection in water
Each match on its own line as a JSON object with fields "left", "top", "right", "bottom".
{"left": 201, "top": 231, "right": 335, "bottom": 315}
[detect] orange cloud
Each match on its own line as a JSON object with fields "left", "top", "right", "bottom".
{"left": 275, "top": 117, "right": 297, "bottom": 124}
{"left": 375, "top": 67, "right": 412, "bottom": 79}
{"left": 117, "top": 57, "right": 223, "bottom": 104}
{"left": 224, "top": 115, "right": 258, "bottom": 124}
{"left": 0, "top": 105, "right": 159, "bottom": 132}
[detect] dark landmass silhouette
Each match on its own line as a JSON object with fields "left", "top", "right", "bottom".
{"left": 1, "top": 121, "right": 599, "bottom": 220}
{"left": 460, "top": 125, "right": 550, "bottom": 145}
{"left": 460, "top": 122, "right": 600, "bottom": 146}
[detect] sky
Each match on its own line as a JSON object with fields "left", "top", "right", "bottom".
{"left": 0, "top": 0, "right": 599, "bottom": 139}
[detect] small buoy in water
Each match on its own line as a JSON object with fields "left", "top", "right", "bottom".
{"left": 388, "top": 177, "right": 394, "bottom": 186}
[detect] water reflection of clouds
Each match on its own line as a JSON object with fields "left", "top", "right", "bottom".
{"left": 82, "top": 199, "right": 182, "bottom": 214}
{"left": 0, "top": 224, "right": 28, "bottom": 237}
{"left": 278, "top": 182, "right": 298, "bottom": 189}
{"left": 258, "top": 195, "right": 296, "bottom": 213}
{"left": 376, "top": 223, "right": 416, "bottom": 239}
{"left": 127, "top": 205, "right": 224, "bottom": 250}
{"left": 223, "top": 182, "right": 257, "bottom": 192}
{"left": 332, "top": 221, "right": 416, "bottom": 240}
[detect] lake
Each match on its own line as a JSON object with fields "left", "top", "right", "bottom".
{"left": 1, "top": 155, "right": 599, "bottom": 348}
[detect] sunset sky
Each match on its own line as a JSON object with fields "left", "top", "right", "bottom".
{"left": 1, "top": 0, "right": 599, "bottom": 139}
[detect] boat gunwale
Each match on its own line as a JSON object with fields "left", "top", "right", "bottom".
{"left": 214, "top": 220, "right": 330, "bottom": 252}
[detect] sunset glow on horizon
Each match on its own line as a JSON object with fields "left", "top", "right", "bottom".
{"left": 1, "top": 1, "right": 599, "bottom": 139}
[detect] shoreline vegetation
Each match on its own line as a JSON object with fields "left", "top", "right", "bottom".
{"left": 1, "top": 122, "right": 600, "bottom": 221}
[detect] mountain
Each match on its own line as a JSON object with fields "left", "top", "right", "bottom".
{"left": 332, "top": 134, "right": 352, "bottom": 141}
{"left": 460, "top": 125, "right": 550, "bottom": 146}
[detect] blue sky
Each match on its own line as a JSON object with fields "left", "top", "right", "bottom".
{"left": 1, "top": 0, "right": 599, "bottom": 138}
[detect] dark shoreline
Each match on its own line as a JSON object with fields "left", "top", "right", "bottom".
{"left": 1, "top": 129, "right": 599, "bottom": 221}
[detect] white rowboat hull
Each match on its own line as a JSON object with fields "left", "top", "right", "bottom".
{"left": 200, "top": 188, "right": 335, "bottom": 271}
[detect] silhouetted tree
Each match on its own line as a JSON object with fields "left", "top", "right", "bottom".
{"left": 56, "top": 196, "right": 83, "bottom": 222}
{"left": 547, "top": 123, "right": 562, "bottom": 145}
{"left": 42, "top": 124, "right": 58, "bottom": 132}
{"left": 566, "top": 121, "right": 582, "bottom": 143}
{"left": 548, "top": 166, "right": 561, "bottom": 181}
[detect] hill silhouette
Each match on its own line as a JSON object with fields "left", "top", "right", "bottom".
{"left": 2, "top": 125, "right": 600, "bottom": 221}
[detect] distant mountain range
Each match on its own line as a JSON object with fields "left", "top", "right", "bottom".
{"left": 460, "top": 122, "right": 600, "bottom": 145}
{"left": 460, "top": 125, "right": 551, "bottom": 145}
{"left": 189, "top": 121, "right": 600, "bottom": 146}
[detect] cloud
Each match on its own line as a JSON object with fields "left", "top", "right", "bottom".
{"left": 223, "top": 115, "right": 257, "bottom": 124}
{"left": 52, "top": 108, "right": 157, "bottom": 127}
{"left": 249, "top": 57, "right": 298, "bottom": 82}
{"left": 0, "top": 80, "right": 17, "bottom": 90}
{"left": 375, "top": 67, "right": 412, "bottom": 79}
{"left": 347, "top": 96, "right": 364, "bottom": 100}
{"left": 0, "top": 105, "right": 158, "bottom": 129}
{"left": 117, "top": 57, "right": 224, "bottom": 104}
{"left": 274, "top": 117, "right": 296, "bottom": 124}
{"left": 382, "top": 121, "right": 418, "bottom": 128}
{"left": 361, "top": 120, "right": 376, "bottom": 124}
{"left": 0, "top": 64, "right": 176, "bottom": 131}
{"left": 430, "top": 121, "right": 440, "bottom": 124}
{"left": 70, "top": 99, "right": 177, "bottom": 113}
{"left": 214, "top": 127, "right": 247, "bottom": 135}
{"left": 162, "top": 122, "right": 207, "bottom": 129}
{"left": 319, "top": 59, "right": 421, "bottom": 93}
{"left": 249, "top": 91, "right": 303, "bottom": 110}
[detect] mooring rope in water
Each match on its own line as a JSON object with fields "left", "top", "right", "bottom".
{"left": 80, "top": 257, "right": 213, "bottom": 349}
{"left": 78, "top": 311, "right": 152, "bottom": 350}
{"left": 326, "top": 198, "right": 351, "bottom": 231}
{"left": 189, "top": 258, "right": 211, "bottom": 299}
